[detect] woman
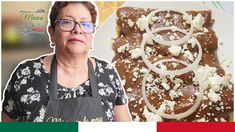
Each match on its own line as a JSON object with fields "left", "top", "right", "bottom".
{"left": 2, "top": 1, "right": 131, "bottom": 122}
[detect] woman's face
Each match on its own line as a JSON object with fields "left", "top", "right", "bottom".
{"left": 49, "top": 3, "right": 94, "bottom": 56}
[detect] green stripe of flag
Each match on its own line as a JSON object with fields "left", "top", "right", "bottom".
{"left": 0, "top": 122, "right": 78, "bottom": 132}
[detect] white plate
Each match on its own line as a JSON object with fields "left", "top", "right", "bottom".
{"left": 91, "top": 1, "right": 233, "bottom": 77}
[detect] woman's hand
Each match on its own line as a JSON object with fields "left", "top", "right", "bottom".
{"left": 113, "top": 104, "right": 132, "bottom": 122}
{"left": 2, "top": 112, "right": 16, "bottom": 122}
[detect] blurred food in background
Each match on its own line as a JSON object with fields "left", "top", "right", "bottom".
{"left": 96, "top": 1, "right": 124, "bottom": 25}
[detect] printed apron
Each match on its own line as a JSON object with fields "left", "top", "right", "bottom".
{"left": 43, "top": 55, "right": 108, "bottom": 122}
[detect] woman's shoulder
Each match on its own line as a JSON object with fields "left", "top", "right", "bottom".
{"left": 92, "top": 56, "right": 115, "bottom": 70}
{"left": 11, "top": 54, "right": 49, "bottom": 78}
{"left": 5, "top": 54, "right": 50, "bottom": 90}
{"left": 17, "top": 55, "right": 47, "bottom": 68}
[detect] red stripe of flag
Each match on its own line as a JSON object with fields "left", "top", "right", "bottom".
{"left": 157, "top": 122, "right": 235, "bottom": 132}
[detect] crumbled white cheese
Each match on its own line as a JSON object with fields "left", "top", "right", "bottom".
{"left": 168, "top": 46, "right": 182, "bottom": 57}
{"left": 193, "top": 32, "right": 205, "bottom": 36}
{"left": 220, "top": 118, "right": 226, "bottom": 122}
{"left": 177, "top": 91, "right": 183, "bottom": 96}
{"left": 158, "top": 63, "right": 167, "bottom": 70}
{"left": 147, "top": 12, "right": 159, "bottom": 24}
{"left": 214, "top": 117, "right": 219, "bottom": 122}
{"left": 208, "top": 75, "right": 223, "bottom": 92}
{"left": 159, "top": 100, "right": 176, "bottom": 112}
{"left": 126, "top": 87, "right": 133, "bottom": 92}
{"left": 133, "top": 68, "right": 139, "bottom": 79}
{"left": 182, "top": 43, "right": 188, "bottom": 51}
{"left": 172, "top": 62, "right": 179, "bottom": 69}
{"left": 169, "top": 89, "right": 179, "bottom": 100}
{"left": 165, "top": 20, "right": 170, "bottom": 26}
{"left": 122, "top": 59, "right": 131, "bottom": 64}
{"left": 194, "top": 65, "right": 231, "bottom": 92}
{"left": 140, "top": 68, "right": 148, "bottom": 74}
{"left": 155, "top": 34, "right": 163, "bottom": 40}
{"left": 133, "top": 115, "right": 141, "bottom": 122}
{"left": 169, "top": 35, "right": 176, "bottom": 41}
{"left": 220, "top": 60, "right": 232, "bottom": 69}
{"left": 129, "top": 48, "right": 142, "bottom": 59}
{"left": 173, "top": 14, "right": 178, "bottom": 20}
{"left": 136, "top": 15, "right": 149, "bottom": 31}
{"left": 195, "top": 65, "right": 217, "bottom": 80}
{"left": 173, "top": 78, "right": 183, "bottom": 84}
{"left": 216, "top": 106, "right": 221, "bottom": 111}
{"left": 221, "top": 74, "right": 232, "bottom": 87}
{"left": 146, "top": 73, "right": 153, "bottom": 83}
{"left": 143, "top": 107, "right": 162, "bottom": 122}
{"left": 219, "top": 102, "right": 224, "bottom": 106}
{"left": 145, "top": 47, "right": 153, "bottom": 57}
{"left": 161, "top": 82, "right": 170, "bottom": 91}
{"left": 151, "top": 16, "right": 158, "bottom": 22}
{"left": 143, "top": 33, "right": 154, "bottom": 45}
{"left": 129, "top": 97, "right": 135, "bottom": 102}
{"left": 165, "top": 12, "right": 170, "bottom": 18}
{"left": 139, "top": 99, "right": 143, "bottom": 105}
{"left": 193, "top": 52, "right": 198, "bottom": 58}
{"left": 196, "top": 118, "right": 207, "bottom": 122}
{"left": 171, "top": 26, "right": 178, "bottom": 32}
{"left": 168, "top": 75, "right": 175, "bottom": 82}
{"left": 203, "top": 27, "right": 209, "bottom": 33}
{"left": 183, "top": 50, "right": 194, "bottom": 61}
{"left": 208, "top": 89, "right": 221, "bottom": 103}
{"left": 127, "top": 19, "right": 134, "bottom": 27}
{"left": 203, "top": 95, "right": 208, "bottom": 100}
{"left": 133, "top": 67, "right": 139, "bottom": 71}
{"left": 183, "top": 14, "right": 192, "bottom": 24}
{"left": 132, "top": 78, "right": 137, "bottom": 82}
{"left": 121, "top": 80, "right": 126, "bottom": 86}
{"left": 158, "top": 54, "right": 163, "bottom": 58}
{"left": 187, "top": 38, "right": 196, "bottom": 48}
{"left": 194, "top": 91, "right": 199, "bottom": 97}
{"left": 192, "top": 13, "right": 205, "bottom": 30}
{"left": 117, "top": 43, "right": 129, "bottom": 53}
{"left": 173, "top": 83, "right": 181, "bottom": 90}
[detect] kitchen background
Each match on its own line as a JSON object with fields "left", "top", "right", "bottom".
{"left": 1, "top": 1, "right": 124, "bottom": 97}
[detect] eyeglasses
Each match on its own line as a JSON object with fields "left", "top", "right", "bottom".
{"left": 55, "top": 19, "right": 95, "bottom": 33}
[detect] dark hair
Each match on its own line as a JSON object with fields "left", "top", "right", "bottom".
{"left": 49, "top": 1, "right": 97, "bottom": 30}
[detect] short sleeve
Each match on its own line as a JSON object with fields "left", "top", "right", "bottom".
{"left": 109, "top": 64, "right": 128, "bottom": 105}
{"left": 2, "top": 64, "right": 24, "bottom": 120}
